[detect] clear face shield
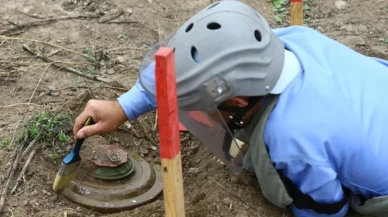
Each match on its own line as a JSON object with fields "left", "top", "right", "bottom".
{"left": 139, "top": 35, "right": 244, "bottom": 174}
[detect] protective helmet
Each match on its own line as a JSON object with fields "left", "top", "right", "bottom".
{"left": 139, "top": 0, "right": 285, "bottom": 174}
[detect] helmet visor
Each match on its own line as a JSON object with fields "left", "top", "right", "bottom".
{"left": 138, "top": 34, "right": 244, "bottom": 173}
{"left": 139, "top": 34, "right": 175, "bottom": 97}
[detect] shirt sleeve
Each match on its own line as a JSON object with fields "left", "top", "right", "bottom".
{"left": 117, "top": 78, "right": 157, "bottom": 120}
{"left": 274, "top": 160, "right": 349, "bottom": 217}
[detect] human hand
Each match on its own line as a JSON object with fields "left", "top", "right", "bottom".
{"left": 73, "top": 100, "right": 128, "bottom": 139}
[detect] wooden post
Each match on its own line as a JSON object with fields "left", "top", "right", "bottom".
{"left": 291, "top": 0, "right": 303, "bottom": 25}
{"left": 155, "top": 47, "right": 186, "bottom": 217}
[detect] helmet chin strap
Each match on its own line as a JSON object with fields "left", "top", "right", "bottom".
{"left": 217, "top": 96, "right": 263, "bottom": 162}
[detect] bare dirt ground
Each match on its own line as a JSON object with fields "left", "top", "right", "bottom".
{"left": 0, "top": 0, "right": 387, "bottom": 216}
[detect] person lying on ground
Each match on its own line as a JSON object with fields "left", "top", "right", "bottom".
{"left": 72, "top": 1, "right": 388, "bottom": 217}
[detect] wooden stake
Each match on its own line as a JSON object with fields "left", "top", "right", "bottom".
{"left": 154, "top": 47, "right": 186, "bottom": 217}
{"left": 291, "top": 0, "right": 304, "bottom": 26}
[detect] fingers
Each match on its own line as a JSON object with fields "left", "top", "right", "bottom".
{"left": 73, "top": 100, "right": 97, "bottom": 139}
{"left": 76, "top": 123, "right": 101, "bottom": 139}
{"left": 73, "top": 110, "right": 91, "bottom": 139}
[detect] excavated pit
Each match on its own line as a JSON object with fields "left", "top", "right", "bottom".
{"left": 62, "top": 144, "right": 163, "bottom": 214}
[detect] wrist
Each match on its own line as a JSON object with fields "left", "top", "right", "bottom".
{"left": 114, "top": 100, "right": 129, "bottom": 124}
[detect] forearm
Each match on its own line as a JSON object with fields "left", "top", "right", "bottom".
{"left": 117, "top": 79, "right": 157, "bottom": 120}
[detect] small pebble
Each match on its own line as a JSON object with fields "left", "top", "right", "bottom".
{"left": 107, "top": 68, "right": 116, "bottom": 75}
{"left": 30, "top": 190, "right": 38, "bottom": 196}
{"left": 51, "top": 92, "right": 60, "bottom": 97}
{"left": 140, "top": 148, "right": 149, "bottom": 155}
{"left": 126, "top": 8, "right": 133, "bottom": 14}
{"left": 188, "top": 167, "right": 200, "bottom": 174}
{"left": 112, "top": 137, "right": 119, "bottom": 142}
{"left": 116, "top": 56, "right": 126, "bottom": 64}
{"left": 22, "top": 200, "right": 29, "bottom": 206}
{"left": 335, "top": 0, "right": 347, "bottom": 10}
{"left": 222, "top": 197, "right": 232, "bottom": 205}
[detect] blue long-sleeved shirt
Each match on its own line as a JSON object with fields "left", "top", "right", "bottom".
{"left": 117, "top": 26, "right": 388, "bottom": 217}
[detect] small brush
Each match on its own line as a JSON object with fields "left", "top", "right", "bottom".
{"left": 52, "top": 117, "right": 94, "bottom": 193}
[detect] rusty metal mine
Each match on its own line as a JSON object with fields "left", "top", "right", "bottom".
{"left": 62, "top": 144, "right": 163, "bottom": 214}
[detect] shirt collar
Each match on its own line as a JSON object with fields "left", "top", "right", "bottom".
{"left": 270, "top": 49, "right": 302, "bottom": 94}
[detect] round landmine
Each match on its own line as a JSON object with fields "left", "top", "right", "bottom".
{"left": 62, "top": 145, "right": 163, "bottom": 214}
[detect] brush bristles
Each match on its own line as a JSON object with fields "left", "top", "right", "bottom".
{"left": 52, "top": 162, "right": 80, "bottom": 193}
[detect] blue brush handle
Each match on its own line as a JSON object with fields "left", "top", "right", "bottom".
{"left": 63, "top": 138, "right": 85, "bottom": 164}
{"left": 63, "top": 117, "right": 94, "bottom": 165}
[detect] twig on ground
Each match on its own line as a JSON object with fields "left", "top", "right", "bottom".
{"left": 102, "top": 46, "right": 149, "bottom": 53}
{"left": 29, "top": 63, "right": 52, "bottom": 102}
{"left": 16, "top": 10, "right": 47, "bottom": 19}
{"left": 98, "top": 10, "right": 124, "bottom": 23}
{"left": 0, "top": 141, "right": 25, "bottom": 214}
{"left": 0, "top": 103, "right": 43, "bottom": 109}
{"left": 152, "top": 113, "right": 158, "bottom": 131}
{"left": 124, "top": 121, "right": 141, "bottom": 139}
{"left": 208, "top": 176, "right": 258, "bottom": 211}
{"left": 21, "top": 132, "right": 42, "bottom": 158}
{"left": 11, "top": 147, "right": 39, "bottom": 194}
{"left": 0, "top": 35, "right": 99, "bottom": 65}
{"left": 8, "top": 208, "right": 14, "bottom": 217}
{"left": 63, "top": 99, "right": 74, "bottom": 116}
{"left": 22, "top": 43, "right": 123, "bottom": 87}
{"left": 0, "top": 77, "right": 17, "bottom": 82}
{"left": 135, "top": 118, "right": 156, "bottom": 145}
{"left": 105, "top": 21, "right": 139, "bottom": 24}
{"left": 0, "top": 14, "right": 101, "bottom": 36}
{"left": 156, "top": 20, "right": 162, "bottom": 40}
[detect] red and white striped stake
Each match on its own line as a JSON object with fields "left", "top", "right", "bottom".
{"left": 291, "top": 0, "right": 303, "bottom": 25}
{"left": 155, "top": 47, "right": 186, "bottom": 217}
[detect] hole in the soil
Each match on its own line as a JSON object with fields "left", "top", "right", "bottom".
{"left": 191, "top": 46, "right": 199, "bottom": 63}
{"left": 186, "top": 23, "right": 194, "bottom": 32}
{"left": 208, "top": 2, "right": 220, "bottom": 10}
{"left": 207, "top": 22, "right": 221, "bottom": 30}
{"left": 163, "top": 167, "right": 168, "bottom": 173}
{"left": 254, "top": 30, "right": 262, "bottom": 42}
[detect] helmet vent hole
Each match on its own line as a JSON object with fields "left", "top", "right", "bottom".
{"left": 186, "top": 23, "right": 194, "bottom": 32}
{"left": 207, "top": 22, "right": 221, "bottom": 30}
{"left": 191, "top": 46, "right": 199, "bottom": 63}
{"left": 208, "top": 2, "right": 220, "bottom": 10}
{"left": 254, "top": 30, "right": 262, "bottom": 42}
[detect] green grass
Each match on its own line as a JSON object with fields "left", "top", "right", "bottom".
{"left": 0, "top": 138, "right": 10, "bottom": 149}
{"left": 379, "top": 38, "right": 388, "bottom": 44}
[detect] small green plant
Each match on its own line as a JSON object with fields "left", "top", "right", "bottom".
{"left": 48, "top": 153, "right": 60, "bottom": 161}
{"left": 118, "top": 34, "right": 128, "bottom": 39}
{"left": 270, "top": 0, "right": 288, "bottom": 23}
{"left": 14, "top": 210, "right": 21, "bottom": 216}
{"left": 81, "top": 65, "right": 99, "bottom": 74}
{"left": 269, "top": 0, "right": 311, "bottom": 24}
{"left": 379, "top": 38, "right": 388, "bottom": 44}
{"left": 59, "top": 131, "right": 72, "bottom": 143}
{"left": 81, "top": 47, "right": 101, "bottom": 75}
{"left": 0, "top": 138, "right": 10, "bottom": 149}
{"left": 27, "top": 112, "right": 73, "bottom": 143}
